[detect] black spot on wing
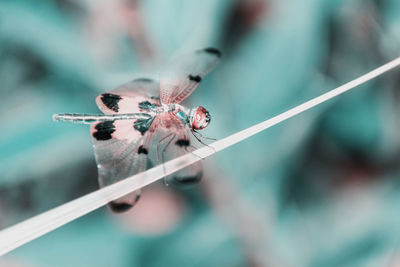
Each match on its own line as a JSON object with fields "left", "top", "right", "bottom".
{"left": 138, "top": 145, "right": 148, "bottom": 155}
{"left": 174, "top": 175, "right": 201, "bottom": 184}
{"left": 133, "top": 78, "right": 154, "bottom": 83}
{"left": 202, "top": 47, "right": 222, "bottom": 58}
{"left": 133, "top": 117, "right": 154, "bottom": 136}
{"left": 101, "top": 93, "right": 121, "bottom": 112}
{"left": 108, "top": 201, "right": 133, "bottom": 213}
{"left": 169, "top": 172, "right": 203, "bottom": 188}
{"left": 175, "top": 139, "right": 190, "bottom": 147}
{"left": 92, "top": 121, "right": 115, "bottom": 141}
{"left": 138, "top": 100, "right": 156, "bottom": 111}
{"left": 188, "top": 75, "right": 202, "bottom": 83}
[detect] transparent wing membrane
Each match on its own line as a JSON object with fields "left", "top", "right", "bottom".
{"left": 91, "top": 117, "right": 156, "bottom": 212}
{"left": 160, "top": 47, "right": 221, "bottom": 104}
{"left": 156, "top": 114, "right": 203, "bottom": 187}
{"left": 88, "top": 78, "right": 161, "bottom": 212}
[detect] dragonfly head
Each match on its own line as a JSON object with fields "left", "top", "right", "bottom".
{"left": 190, "top": 106, "right": 211, "bottom": 130}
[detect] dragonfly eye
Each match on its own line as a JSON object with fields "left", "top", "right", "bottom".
{"left": 191, "top": 106, "right": 211, "bottom": 130}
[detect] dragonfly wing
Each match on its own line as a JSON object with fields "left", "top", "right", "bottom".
{"left": 157, "top": 114, "right": 202, "bottom": 187}
{"left": 159, "top": 47, "right": 221, "bottom": 104}
{"left": 96, "top": 78, "right": 160, "bottom": 115}
{"left": 91, "top": 115, "right": 156, "bottom": 213}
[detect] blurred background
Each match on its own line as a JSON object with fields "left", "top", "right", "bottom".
{"left": 1, "top": 0, "right": 400, "bottom": 266}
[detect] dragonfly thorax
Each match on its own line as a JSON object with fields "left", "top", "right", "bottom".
{"left": 162, "top": 103, "right": 190, "bottom": 124}
{"left": 159, "top": 104, "right": 210, "bottom": 130}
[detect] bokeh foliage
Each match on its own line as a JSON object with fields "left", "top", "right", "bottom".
{"left": 1, "top": 0, "right": 400, "bottom": 266}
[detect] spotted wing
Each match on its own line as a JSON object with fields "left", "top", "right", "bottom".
{"left": 159, "top": 47, "right": 221, "bottom": 105}
{"left": 91, "top": 115, "right": 156, "bottom": 213}
{"left": 96, "top": 78, "right": 160, "bottom": 115}
{"left": 156, "top": 113, "right": 203, "bottom": 187}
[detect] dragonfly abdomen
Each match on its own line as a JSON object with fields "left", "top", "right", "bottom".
{"left": 53, "top": 113, "right": 152, "bottom": 124}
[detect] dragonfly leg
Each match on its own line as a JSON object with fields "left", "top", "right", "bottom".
{"left": 156, "top": 133, "right": 174, "bottom": 165}
{"left": 193, "top": 130, "right": 217, "bottom": 141}
{"left": 191, "top": 131, "right": 216, "bottom": 153}
{"left": 185, "top": 145, "right": 207, "bottom": 161}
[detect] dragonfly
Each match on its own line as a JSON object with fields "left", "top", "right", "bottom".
{"left": 53, "top": 47, "right": 221, "bottom": 213}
